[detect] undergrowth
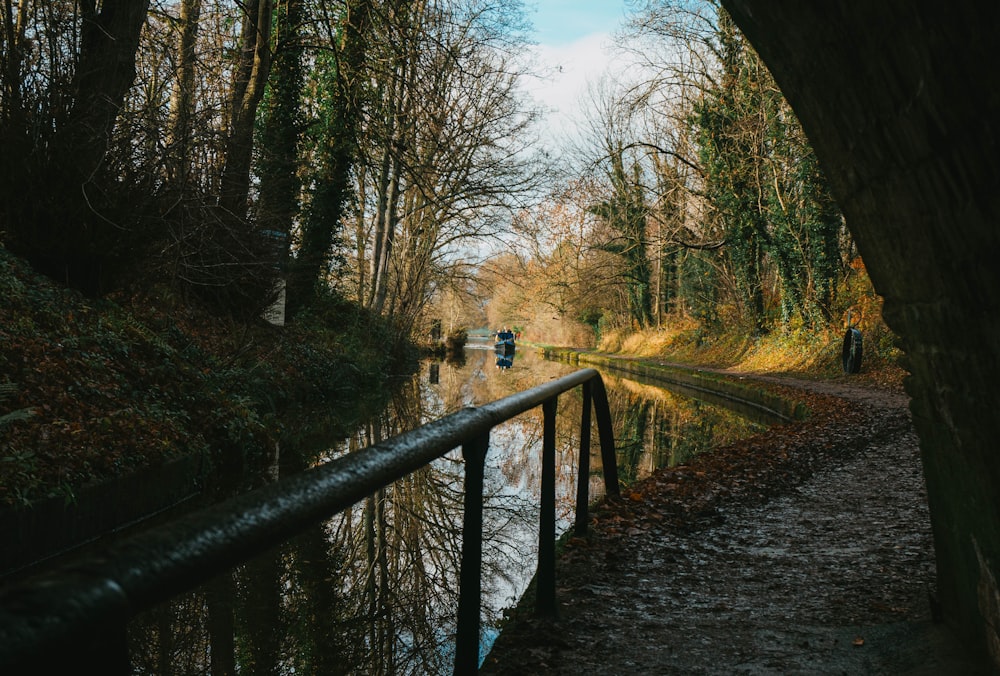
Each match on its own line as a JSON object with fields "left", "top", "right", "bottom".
{"left": 596, "top": 268, "right": 904, "bottom": 384}
{"left": 599, "top": 319, "right": 902, "bottom": 378}
{"left": 0, "top": 246, "right": 406, "bottom": 510}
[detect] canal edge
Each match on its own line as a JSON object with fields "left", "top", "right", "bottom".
{"left": 538, "top": 347, "right": 810, "bottom": 423}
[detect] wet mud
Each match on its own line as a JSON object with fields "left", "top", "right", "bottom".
{"left": 482, "top": 371, "right": 990, "bottom": 675}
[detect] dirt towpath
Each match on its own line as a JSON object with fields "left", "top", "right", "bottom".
{"left": 481, "top": 368, "right": 990, "bottom": 674}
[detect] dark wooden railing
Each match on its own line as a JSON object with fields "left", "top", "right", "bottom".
{"left": 0, "top": 368, "right": 619, "bottom": 674}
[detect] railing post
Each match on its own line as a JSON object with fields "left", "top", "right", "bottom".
{"left": 455, "top": 432, "right": 489, "bottom": 675}
{"left": 0, "top": 370, "right": 616, "bottom": 673}
{"left": 536, "top": 397, "right": 558, "bottom": 617}
{"left": 590, "top": 376, "right": 620, "bottom": 498}
{"left": 575, "top": 381, "right": 592, "bottom": 536}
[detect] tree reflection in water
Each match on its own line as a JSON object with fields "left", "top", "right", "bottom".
{"left": 127, "top": 348, "right": 767, "bottom": 674}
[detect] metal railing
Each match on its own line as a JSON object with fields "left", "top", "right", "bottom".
{"left": 0, "top": 368, "right": 619, "bottom": 674}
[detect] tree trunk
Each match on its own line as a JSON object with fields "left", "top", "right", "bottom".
{"left": 43, "top": 0, "right": 149, "bottom": 293}
{"left": 219, "top": 0, "right": 273, "bottom": 218}
{"left": 0, "top": 0, "right": 30, "bottom": 125}
{"left": 166, "top": 0, "right": 202, "bottom": 189}
{"left": 370, "top": 150, "right": 403, "bottom": 316}
{"left": 257, "top": 0, "right": 304, "bottom": 277}
{"left": 286, "top": 0, "right": 373, "bottom": 313}
{"left": 63, "top": 0, "right": 150, "bottom": 182}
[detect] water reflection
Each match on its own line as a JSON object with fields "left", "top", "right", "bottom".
{"left": 494, "top": 351, "right": 514, "bottom": 370}
{"left": 603, "top": 374, "right": 768, "bottom": 486}
{"left": 127, "top": 347, "right": 767, "bottom": 674}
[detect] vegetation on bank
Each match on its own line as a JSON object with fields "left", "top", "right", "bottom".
{"left": 487, "top": 234, "right": 905, "bottom": 391}
{"left": 593, "top": 292, "right": 904, "bottom": 386}
{"left": 0, "top": 246, "right": 408, "bottom": 511}
{"left": 548, "top": 292, "right": 906, "bottom": 392}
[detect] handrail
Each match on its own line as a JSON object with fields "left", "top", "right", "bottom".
{"left": 0, "top": 368, "right": 619, "bottom": 674}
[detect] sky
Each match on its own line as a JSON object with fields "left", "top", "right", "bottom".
{"left": 522, "top": 1, "right": 634, "bottom": 145}
{"left": 529, "top": 0, "right": 630, "bottom": 47}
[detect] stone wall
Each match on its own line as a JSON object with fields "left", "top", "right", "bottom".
{"left": 722, "top": 1, "right": 1000, "bottom": 667}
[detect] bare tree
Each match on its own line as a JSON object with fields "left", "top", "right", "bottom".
{"left": 0, "top": 0, "right": 151, "bottom": 293}
{"left": 621, "top": 0, "right": 847, "bottom": 330}
{"left": 348, "top": 0, "right": 542, "bottom": 341}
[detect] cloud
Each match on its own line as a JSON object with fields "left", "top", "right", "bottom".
{"left": 534, "top": 34, "right": 611, "bottom": 109}
{"left": 523, "top": 32, "right": 620, "bottom": 146}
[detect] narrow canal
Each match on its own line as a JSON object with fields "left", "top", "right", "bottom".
{"left": 126, "top": 340, "right": 775, "bottom": 674}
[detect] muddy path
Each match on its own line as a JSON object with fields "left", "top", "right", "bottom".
{"left": 481, "top": 369, "right": 989, "bottom": 674}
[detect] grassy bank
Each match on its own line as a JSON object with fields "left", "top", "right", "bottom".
{"left": 0, "top": 246, "right": 408, "bottom": 511}
{"left": 588, "top": 310, "right": 907, "bottom": 391}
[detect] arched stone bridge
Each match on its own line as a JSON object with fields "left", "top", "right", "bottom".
{"left": 721, "top": 1, "right": 1000, "bottom": 667}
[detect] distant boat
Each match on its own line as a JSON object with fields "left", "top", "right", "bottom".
{"left": 494, "top": 330, "right": 515, "bottom": 354}
{"left": 494, "top": 338, "right": 515, "bottom": 353}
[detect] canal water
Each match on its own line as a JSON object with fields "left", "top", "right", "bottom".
{"left": 126, "top": 341, "right": 772, "bottom": 674}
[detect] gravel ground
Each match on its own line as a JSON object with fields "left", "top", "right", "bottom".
{"left": 481, "top": 371, "right": 992, "bottom": 675}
